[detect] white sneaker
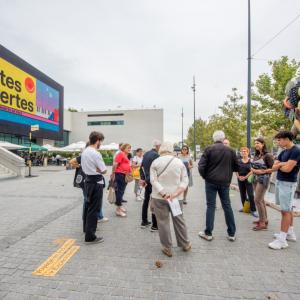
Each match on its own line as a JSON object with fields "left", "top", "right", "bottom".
{"left": 268, "top": 239, "right": 288, "bottom": 250}
{"left": 273, "top": 232, "right": 297, "bottom": 242}
{"left": 227, "top": 235, "right": 236, "bottom": 242}
{"left": 198, "top": 231, "right": 213, "bottom": 241}
{"left": 98, "top": 217, "right": 109, "bottom": 223}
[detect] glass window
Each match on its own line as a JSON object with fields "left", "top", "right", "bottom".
{"left": 87, "top": 120, "right": 124, "bottom": 126}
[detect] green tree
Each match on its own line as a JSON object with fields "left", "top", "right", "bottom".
{"left": 252, "top": 56, "right": 300, "bottom": 134}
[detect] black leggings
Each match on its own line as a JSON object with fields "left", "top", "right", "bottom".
{"left": 237, "top": 179, "right": 256, "bottom": 212}
{"left": 115, "top": 173, "right": 127, "bottom": 207}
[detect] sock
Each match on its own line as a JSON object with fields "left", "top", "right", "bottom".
{"left": 288, "top": 226, "right": 294, "bottom": 235}
{"left": 279, "top": 231, "right": 287, "bottom": 242}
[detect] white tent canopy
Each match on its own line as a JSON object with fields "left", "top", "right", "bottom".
{"left": 59, "top": 141, "right": 86, "bottom": 152}
{"left": 100, "top": 143, "right": 119, "bottom": 150}
{"left": 43, "top": 144, "right": 62, "bottom": 152}
{"left": 0, "top": 141, "right": 24, "bottom": 150}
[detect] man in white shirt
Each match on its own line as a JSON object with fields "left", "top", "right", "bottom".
{"left": 81, "top": 131, "right": 107, "bottom": 244}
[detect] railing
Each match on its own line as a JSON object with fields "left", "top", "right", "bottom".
{"left": 0, "top": 146, "right": 26, "bottom": 177}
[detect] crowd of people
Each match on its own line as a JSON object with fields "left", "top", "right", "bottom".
{"left": 71, "top": 129, "right": 300, "bottom": 254}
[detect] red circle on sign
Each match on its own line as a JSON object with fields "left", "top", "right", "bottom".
{"left": 25, "top": 77, "right": 35, "bottom": 93}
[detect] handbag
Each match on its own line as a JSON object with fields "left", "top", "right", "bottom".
{"left": 125, "top": 173, "right": 134, "bottom": 183}
{"left": 247, "top": 174, "right": 255, "bottom": 184}
{"left": 73, "top": 167, "right": 85, "bottom": 188}
{"left": 243, "top": 200, "right": 250, "bottom": 213}
{"left": 107, "top": 186, "right": 116, "bottom": 204}
{"left": 132, "top": 167, "right": 140, "bottom": 179}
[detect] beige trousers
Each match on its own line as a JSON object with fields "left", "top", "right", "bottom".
{"left": 253, "top": 182, "right": 268, "bottom": 222}
{"left": 152, "top": 198, "right": 190, "bottom": 250}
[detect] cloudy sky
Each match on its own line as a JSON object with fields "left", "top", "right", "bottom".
{"left": 1, "top": 0, "right": 299, "bottom": 141}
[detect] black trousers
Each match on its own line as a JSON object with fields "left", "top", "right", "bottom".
{"left": 115, "top": 173, "right": 127, "bottom": 207}
{"left": 84, "top": 181, "right": 103, "bottom": 241}
{"left": 142, "top": 183, "right": 157, "bottom": 227}
{"left": 237, "top": 179, "right": 256, "bottom": 212}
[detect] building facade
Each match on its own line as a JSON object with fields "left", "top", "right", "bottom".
{"left": 0, "top": 108, "right": 164, "bottom": 151}
{"left": 64, "top": 108, "right": 163, "bottom": 150}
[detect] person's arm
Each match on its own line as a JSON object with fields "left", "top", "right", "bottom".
{"left": 271, "top": 160, "right": 284, "bottom": 171}
{"left": 189, "top": 158, "right": 193, "bottom": 169}
{"left": 198, "top": 149, "right": 208, "bottom": 178}
{"left": 69, "top": 157, "right": 80, "bottom": 168}
{"left": 94, "top": 152, "right": 107, "bottom": 174}
{"left": 279, "top": 160, "right": 297, "bottom": 173}
{"left": 168, "top": 163, "right": 189, "bottom": 200}
{"left": 150, "top": 161, "right": 167, "bottom": 198}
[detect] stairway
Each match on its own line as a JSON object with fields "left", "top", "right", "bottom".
{"left": 0, "top": 163, "right": 18, "bottom": 180}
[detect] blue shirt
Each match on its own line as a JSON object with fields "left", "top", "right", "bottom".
{"left": 277, "top": 145, "right": 300, "bottom": 182}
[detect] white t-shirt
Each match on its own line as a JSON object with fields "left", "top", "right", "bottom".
{"left": 81, "top": 146, "right": 107, "bottom": 175}
{"left": 132, "top": 155, "right": 143, "bottom": 167}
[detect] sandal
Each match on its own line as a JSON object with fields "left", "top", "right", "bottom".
{"left": 183, "top": 243, "right": 192, "bottom": 252}
{"left": 120, "top": 206, "right": 127, "bottom": 212}
{"left": 162, "top": 248, "right": 172, "bottom": 257}
{"left": 116, "top": 210, "right": 126, "bottom": 217}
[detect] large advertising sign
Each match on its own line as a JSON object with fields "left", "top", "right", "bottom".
{"left": 0, "top": 45, "right": 63, "bottom": 140}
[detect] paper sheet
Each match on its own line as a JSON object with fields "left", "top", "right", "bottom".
{"left": 168, "top": 198, "right": 182, "bottom": 217}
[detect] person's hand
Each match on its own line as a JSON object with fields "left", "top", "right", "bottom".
{"left": 163, "top": 193, "right": 171, "bottom": 201}
{"left": 238, "top": 176, "right": 245, "bottom": 181}
{"left": 252, "top": 169, "right": 264, "bottom": 175}
{"left": 140, "top": 180, "right": 146, "bottom": 187}
{"left": 110, "top": 173, "right": 115, "bottom": 180}
{"left": 167, "top": 193, "right": 177, "bottom": 201}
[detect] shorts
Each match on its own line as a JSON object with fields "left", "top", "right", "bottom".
{"left": 275, "top": 180, "right": 296, "bottom": 212}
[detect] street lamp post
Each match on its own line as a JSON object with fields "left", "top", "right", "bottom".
{"left": 191, "top": 76, "right": 196, "bottom": 161}
{"left": 247, "top": 0, "right": 252, "bottom": 149}
{"left": 181, "top": 107, "right": 184, "bottom": 146}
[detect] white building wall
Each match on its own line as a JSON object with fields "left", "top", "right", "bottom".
{"left": 68, "top": 109, "right": 163, "bottom": 150}
{"left": 63, "top": 110, "right": 72, "bottom": 132}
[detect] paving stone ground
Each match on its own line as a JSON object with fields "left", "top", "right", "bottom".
{"left": 0, "top": 166, "right": 300, "bottom": 300}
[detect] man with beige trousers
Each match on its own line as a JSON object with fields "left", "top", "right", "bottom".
{"left": 150, "top": 141, "right": 191, "bottom": 257}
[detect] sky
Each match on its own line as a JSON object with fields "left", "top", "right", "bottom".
{"left": 1, "top": 0, "right": 299, "bottom": 142}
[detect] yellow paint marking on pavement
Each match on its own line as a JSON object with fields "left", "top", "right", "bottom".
{"left": 42, "top": 245, "right": 80, "bottom": 277}
{"left": 32, "top": 239, "right": 80, "bottom": 277}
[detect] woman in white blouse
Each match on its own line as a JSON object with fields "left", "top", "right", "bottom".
{"left": 150, "top": 141, "right": 191, "bottom": 257}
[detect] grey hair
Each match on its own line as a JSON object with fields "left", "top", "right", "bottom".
{"left": 152, "top": 139, "right": 162, "bottom": 147}
{"left": 212, "top": 130, "right": 225, "bottom": 142}
{"left": 159, "top": 141, "right": 174, "bottom": 155}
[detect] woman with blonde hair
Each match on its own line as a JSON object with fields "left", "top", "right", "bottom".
{"left": 150, "top": 141, "right": 191, "bottom": 257}
{"left": 112, "top": 143, "right": 132, "bottom": 217}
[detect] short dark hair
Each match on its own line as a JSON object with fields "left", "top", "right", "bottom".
{"left": 274, "top": 131, "right": 294, "bottom": 141}
{"left": 136, "top": 148, "right": 142, "bottom": 152}
{"left": 89, "top": 131, "right": 104, "bottom": 145}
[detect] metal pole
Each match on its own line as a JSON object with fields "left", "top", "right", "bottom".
{"left": 181, "top": 107, "right": 184, "bottom": 146}
{"left": 191, "top": 76, "right": 196, "bottom": 161}
{"left": 247, "top": 0, "right": 252, "bottom": 149}
{"left": 29, "top": 131, "right": 32, "bottom": 177}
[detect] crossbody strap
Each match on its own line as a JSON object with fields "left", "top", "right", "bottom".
{"left": 157, "top": 157, "right": 175, "bottom": 178}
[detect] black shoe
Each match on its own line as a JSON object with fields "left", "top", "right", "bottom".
{"left": 85, "top": 237, "right": 104, "bottom": 244}
{"left": 150, "top": 226, "right": 158, "bottom": 232}
{"left": 141, "top": 221, "right": 151, "bottom": 229}
{"left": 122, "top": 200, "right": 127, "bottom": 203}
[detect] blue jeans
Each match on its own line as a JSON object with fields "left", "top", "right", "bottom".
{"left": 204, "top": 181, "right": 236, "bottom": 237}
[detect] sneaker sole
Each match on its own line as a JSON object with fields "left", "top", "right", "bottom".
{"left": 268, "top": 244, "right": 288, "bottom": 250}
{"left": 85, "top": 239, "right": 104, "bottom": 244}
{"left": 198, "top": 234, "right": 213, "bottom": 241}
{"left": 273, "top": 235, "right": 296, "bottom": 242}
